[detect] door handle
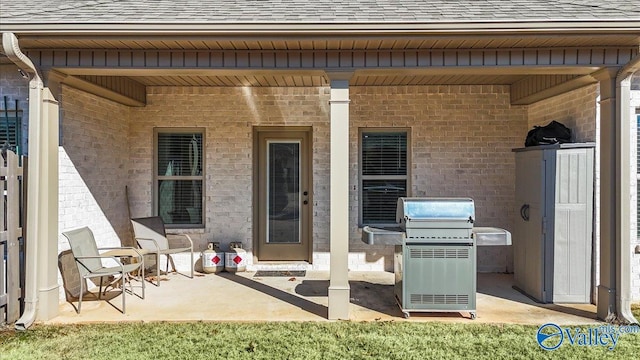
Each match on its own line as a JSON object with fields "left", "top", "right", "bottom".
{"left": 520, "top": 204, "right": 530, "bottom": 221}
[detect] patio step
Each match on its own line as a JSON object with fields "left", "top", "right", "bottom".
{"left": 248, "top": 261, "right": 312, "bottom": 272}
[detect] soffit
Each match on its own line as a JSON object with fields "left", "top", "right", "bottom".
{"left": 29, "top": 34, "right": 619, "bottom": 88}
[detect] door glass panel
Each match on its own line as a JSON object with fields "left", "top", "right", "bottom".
{"left": 267, "top": 141, "right": 301, "bottom": 243}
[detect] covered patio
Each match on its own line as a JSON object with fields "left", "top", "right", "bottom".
{"left": 48, "top": 271, "right": 599, "bottom": 326}
{"left": 10, "top": 36, "right": 637, "bottom": 324}
{"left": 1, "top": 0, "right": 639, "bottom": 329}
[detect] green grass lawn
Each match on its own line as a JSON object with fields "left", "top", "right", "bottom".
{"left": 2, "top": 319, "right": 639, "bottom": 360}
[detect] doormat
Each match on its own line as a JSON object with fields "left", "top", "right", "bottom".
{"left": 254, "top": 270, "right": 306, "bottom": 277}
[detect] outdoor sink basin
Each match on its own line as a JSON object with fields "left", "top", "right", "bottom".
{"left": 361, "top": 226, "right": 404, "bottom": 245}
{"left": 472, "top": 227, "right": 512, "bottom": 246}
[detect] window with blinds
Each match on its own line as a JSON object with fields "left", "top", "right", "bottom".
{"left": 154, "top": 128, "right": 204, "bottom": 227}
{"left": 360, "top": 130, "right": 409, "bottom": 225}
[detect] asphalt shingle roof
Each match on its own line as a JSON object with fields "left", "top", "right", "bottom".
{"left": 0, "top": 0, "right": 639, "bottom": 24}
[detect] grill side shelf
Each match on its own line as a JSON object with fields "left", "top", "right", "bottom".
{"left": 361, "top": 226, "right": 404, "bottom": 245}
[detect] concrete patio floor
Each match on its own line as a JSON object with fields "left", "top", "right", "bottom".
{"left": 45, "top": 271, "right": 600, "bottom": 326}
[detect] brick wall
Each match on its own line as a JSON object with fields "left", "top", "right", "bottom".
{"left": 57, "top": 85, "right": 133, "bottom": 299}
{"left": 350, "top": 85, "right": 528, "bottom": 271}
{"left": 3, "top": 68, "right": 134, "bottom": 251}
{"left": 527, "top": 85, "right": 598, "bottom": 142}
{"left": 58, "top": 85, "right": 132, "bottom": 252}
{"left": 128, "top": 87, "right": 332, "bottom": 270}
{"left": 0, "top": 64, "right": 29, "bottom": 154}
{"left": 125, "top": 85, "right": 528, "bottom": 272}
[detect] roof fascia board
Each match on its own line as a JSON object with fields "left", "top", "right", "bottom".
{"left": 2, "top": 20, "right": 640, "bottom": 35}
{"left": 15, "top": 36, "right": 640, "bottom": 52}
{"left": 12, "top": 33, "right": 640, "bottom": 43}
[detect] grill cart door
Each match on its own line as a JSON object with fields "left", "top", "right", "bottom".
{"left": 401, "top": 244, "right": 476, "bottom": 311}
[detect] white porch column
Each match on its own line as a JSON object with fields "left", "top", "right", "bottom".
{"left": 594, "top": 68, "right": 618, "bottom": 321}
{"left": 327, "top": 71, "right": 352, "bottom": 320}
{"left": 594, "top": 64, "right": 638, "bottom": 323}
{"left": 3, "top": 32, "right": 60, "bottom": 327}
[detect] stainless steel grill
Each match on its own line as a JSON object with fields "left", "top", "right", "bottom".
{"left": 363, "top": 197, "right": 477, "bottom": 319}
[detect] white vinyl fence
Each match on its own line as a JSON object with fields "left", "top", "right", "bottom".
{"left": 1, "top": 150, "right": 23, "bottom": 325}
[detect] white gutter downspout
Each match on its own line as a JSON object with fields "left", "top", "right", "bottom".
{"left": 2, "top": 32, "right": 42, "bottom": 330}
{"left": 616, "top": 53, "right": 640, "bottom": 324}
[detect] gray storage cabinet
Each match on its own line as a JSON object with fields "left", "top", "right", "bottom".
{"left": 513, "top": 143, "right": 594, "bottom": 303}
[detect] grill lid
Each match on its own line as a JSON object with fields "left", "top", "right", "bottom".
{"left": 396, "top": 197, "right": 475, "bottom": 229}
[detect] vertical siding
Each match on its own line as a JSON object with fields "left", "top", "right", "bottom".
{"left": 28, "top": 48, "right": 638, "bottom": 72}
{"left": 553, "top": 149, "right": 593, "bottom": 302}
